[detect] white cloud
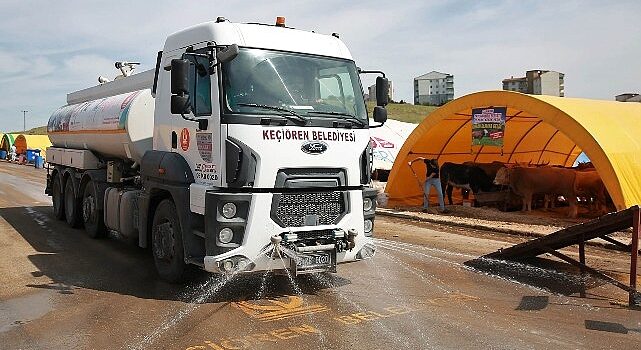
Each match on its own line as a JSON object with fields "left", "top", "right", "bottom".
{"left": 0, "top": 0, "right": 639, "bottom": 131}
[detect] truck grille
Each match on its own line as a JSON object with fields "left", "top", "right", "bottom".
{"left": 273, "top": 192, "right": 346, "bottom": 227}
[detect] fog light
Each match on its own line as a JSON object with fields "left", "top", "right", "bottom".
{"left": 219, "top": 228, "right": 234, "bottom": 244}
{"left": 236, "top": 258, "right": 250, "bottom": 270}
{"left": 363, "top": 197, "right": 373, "bottom": 211}
{"left": 364, "top": 219, "right": 373, "bottom": 234}
{"left": 222, "top": 259, "right": 234, "bottom": 271}
{"left": 221, "top": 202, "right": 237, "bottom": 219}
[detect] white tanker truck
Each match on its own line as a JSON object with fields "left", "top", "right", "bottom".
{"left": 45, "top": 17, "right": 389, "bottom": 282}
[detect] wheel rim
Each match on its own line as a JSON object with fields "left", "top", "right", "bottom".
{"left": 65, "top": 185, "right": 74, "bottom": 218}
{"left": 153, "top": 221, "right": 175, "bottom": 262}
{"left": 53, "top": 180, "right": 61, "bottom": 211}
{"left": 83, "top": 194, "right": 95, "bottom": 224}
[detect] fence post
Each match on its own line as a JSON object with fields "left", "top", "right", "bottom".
{"left": 630, "top": 207, "right": 639, "bottom": 306}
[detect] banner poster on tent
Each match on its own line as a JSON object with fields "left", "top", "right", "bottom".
{"left": 471, "top": 107, "right": 506, "bottom": 147}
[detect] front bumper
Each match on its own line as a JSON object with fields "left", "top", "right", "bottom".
{"left": 202, "top": 189, "right": 377, "bottom": 274}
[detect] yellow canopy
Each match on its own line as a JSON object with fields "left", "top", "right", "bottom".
{"left": 386, "top": 91, "right": 641, "bottom": 210}
{"left": 20, "top": 135, "right": 52, "bottom": 158}
{"left": 0, "top": 134, "right": 52, "bottom": 158}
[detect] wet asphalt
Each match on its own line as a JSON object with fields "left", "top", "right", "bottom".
{"left": 0, "top": 161, "right": 640, "bottom": 350}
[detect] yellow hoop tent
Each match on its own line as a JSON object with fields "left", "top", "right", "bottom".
{"left": 0, "top": 134, "right": 51, "bottom": 158}
{"left": 13, "top": 134, "right": 28, "bottom": 154}
{"left": 1, "top": 133, "right": 16, "bottom": 152}
{"left": 386, "top": 91, "right": 641, "bottom": 211}
{"left": 21, "top": 135, "right": 52, "bottom": 159}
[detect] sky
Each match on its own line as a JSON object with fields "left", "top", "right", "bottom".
{"left": 0, "top": 0, "right": 639, "bottom": 131}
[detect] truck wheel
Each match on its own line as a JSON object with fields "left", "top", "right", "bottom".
{"left": 82, "top": 180, "right": 106, "bottom": 238}
{"left": 64, "top": 179, "right": 82, "bottom": 228}
{"left": 52, "top": 175, "right": 65, "bottom": 220}
{"left": 152, "top": 199, "right": 186, "bottom": 283}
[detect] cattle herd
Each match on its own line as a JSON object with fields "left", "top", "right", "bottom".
{"left": 438, "top": 161, "right": 609, "bottom": 218}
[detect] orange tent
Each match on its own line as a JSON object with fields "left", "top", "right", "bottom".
{"left": 386, "top": 91, "right": 641, "bottom": 210}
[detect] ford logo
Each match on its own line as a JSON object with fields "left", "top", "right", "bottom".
{"left": 301, "top": 141, "right": 328, "bottom": 155}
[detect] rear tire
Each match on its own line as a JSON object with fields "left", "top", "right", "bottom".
{"left": 152, "top": 199, "right": 186, "bottom": 283}
{"left": 82, "top": 180, "right": 106, "bottom": 238}
{"left": 64, "top": 178, "right": 82, "bottom": 228}
{"left": 52, "top": 175, "right": 65, "bottom": 220}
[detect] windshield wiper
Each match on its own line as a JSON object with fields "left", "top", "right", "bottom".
{"left": 236, "top": 103, "right": 307, "bottom": 125}
{"left": 307, "top": 111, "right": 367, "bottom": 127}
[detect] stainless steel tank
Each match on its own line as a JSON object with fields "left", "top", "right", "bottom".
{"left": 47, "top": 89, "right": 153, "bottom": 163}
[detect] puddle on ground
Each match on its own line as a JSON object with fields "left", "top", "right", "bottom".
{"left": 0, "top": 290, "right": 55, "bottom": 333}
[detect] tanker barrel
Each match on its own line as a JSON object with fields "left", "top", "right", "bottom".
{"left": 47, "top": 89, "right": 154, "bottom": 163}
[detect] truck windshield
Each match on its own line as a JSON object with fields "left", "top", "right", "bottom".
{"left": 222, "top": 48, "right": 367, "bottom": 122}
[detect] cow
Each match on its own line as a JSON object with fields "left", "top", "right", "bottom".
{"left": 575, "top": 162, "right": 594, "bottom": 171}
{"left": 494, "top": 166, "right": 578, "bottom": 218}
{"left": 574, "top": 170, "right": 607, "bottom": 214}
{"left": 463, "top": 161, "right": 505, "bottom": 180}
{"left": 440, "top": 162, "right": 496, "bottom": 205}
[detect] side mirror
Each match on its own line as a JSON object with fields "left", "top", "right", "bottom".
{"left": 171, "top": 95, "right": 191, "bottom": 115}
{"left": 217, "top": 44, "right": 239, "bottom": 64}
{"left": 376, "top": 76, "right": 389, "bottom": 106}
{"left": 171, "top": 59, "right": 190, "bottom": 95}
{"left": 373, "top": 106, "right": 387, "bottom": 124}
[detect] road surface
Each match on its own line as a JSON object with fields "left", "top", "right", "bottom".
{"left": 1, "top": 161, "right": 639, "bottom": 349}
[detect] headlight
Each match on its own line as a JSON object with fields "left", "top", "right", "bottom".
{"left": 219, "top": 228, "right": 234, "bottom": 244}
{"left": 221, "top": 202, "right": 237, "bottom": 219}
{"left": 364, "top": 219, "right": 373, "bottom": 234}
{"left": 363, "top": 197, "right": 373, "bottom": 212}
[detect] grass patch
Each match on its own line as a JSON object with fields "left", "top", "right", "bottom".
{"left": 367, "top": 101, "right": 438, "bottom": 124}
{"left": 7, "top": 126, "right": 48, "bottom": 135}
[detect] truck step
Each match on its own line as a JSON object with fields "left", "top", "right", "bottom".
{"left": 193, "top": 230, "right": 205, "bottom": 238}
{"left": 187, "top": 256, "right": 205, "bottom": 267}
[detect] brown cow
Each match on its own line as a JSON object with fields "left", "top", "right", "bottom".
{"left": 575, "top": 162, "right": 594, "bottom": 171}
{"left": 494, "top": 166, "right": 578, "bottom": 218}
{"left": 574, "top": 170, "right": 607, "bottom": 214}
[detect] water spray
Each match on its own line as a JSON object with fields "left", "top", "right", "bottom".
{"left": 270, "top": 234, "right": 283, "bottom": 258}
{"left": 347, "top": 228, "right": 358, "bottom": 250}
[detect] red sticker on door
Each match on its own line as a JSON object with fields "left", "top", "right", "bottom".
{"left": 180, "top": 128, "right": 190, "bottom": 151}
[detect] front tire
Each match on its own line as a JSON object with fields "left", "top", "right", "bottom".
{"left": 52, "top": 175, "right": 65, "bottom": 220}
{"left": 82, "top": 180, "right": 106, "bottom": 238}
{"left": 64, "top": 178, "right": 82, "bottom": 228}
{"left": 152, "top": 199, "right": 186, "bottom": 283}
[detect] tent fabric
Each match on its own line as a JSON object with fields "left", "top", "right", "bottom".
{"left": 1, "top": 133, "right": 16, "bottom": 152}
{"left": 22, "top": 135, "right": 52, "bottom": 158}
{"left": 369, "top": 118, "right": 416, "bottom": 171}
{"left": 14, "top": 134, "right": 28, "bottom": 154}
{"left": 386, "top": 90, "right": 641, "bottom": 210}
{"left": 0, "top": 134, "right": 51, "bottom": 158}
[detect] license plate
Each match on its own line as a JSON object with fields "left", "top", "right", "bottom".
{"left": 296, "top": 252, "right": 331, "bottom": 268}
